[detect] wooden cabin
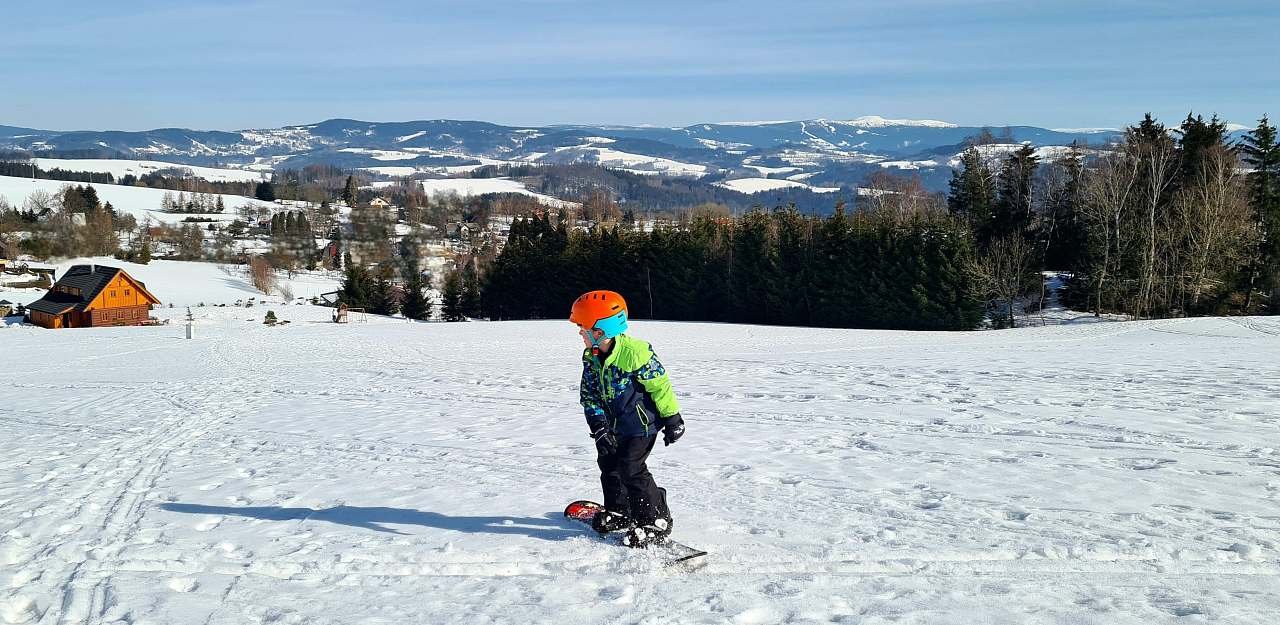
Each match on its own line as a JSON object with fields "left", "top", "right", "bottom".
{"left": 27, "top": 265, "right": 160, "bottom": 329}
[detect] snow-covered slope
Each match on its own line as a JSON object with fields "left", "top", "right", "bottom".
{"left": 0, "top": 177, "right": 273, "bottom": 225}
{"left": 417, "top": 177, "right": 577, "bottom": 208}
{"left": 716, "top": 177, "right": 840, "bottom": 194}
{"left": 2, "top": 313, "right": 1277, "bottom": 623}
{"left": 26, "top": 158, "right": 267, "bottom": 183}
{"left": 0, "top": 257, "right": 341, "bottom": 308}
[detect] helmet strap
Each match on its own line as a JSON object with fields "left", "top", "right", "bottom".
{"left": 586, "top": 326, "right": 604, "bottom": 356}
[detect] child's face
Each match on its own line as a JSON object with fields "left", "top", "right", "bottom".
{"left": 579, "top": 327, "right": 603, "bottom": 348}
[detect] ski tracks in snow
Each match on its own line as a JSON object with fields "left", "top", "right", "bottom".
{"left": 3, "top": 310, "right": 1279, "bottom": 623}
{"left": 1, "top": 336, "right": 257, "bottom": 624}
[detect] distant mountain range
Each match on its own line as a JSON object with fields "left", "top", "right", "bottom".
{"left": 0, "top": 116, "right": 1249, "bottom": 194}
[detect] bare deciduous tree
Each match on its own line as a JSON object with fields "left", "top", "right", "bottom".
{"left": 1173, "top": 144, "right": 1255, "bottom": 310}
{"left": 249, "top": 256, "right": 277, "bottom": 295}
{"left": 971, "top": 234, "right": 1037, "bottom": 328}
{"left": 1079, "top": 150, "right": 1140, "bottom": 316}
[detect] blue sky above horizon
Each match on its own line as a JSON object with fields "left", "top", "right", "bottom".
{"left": 2, "top": 0, "right": 1276, "bottom": 132}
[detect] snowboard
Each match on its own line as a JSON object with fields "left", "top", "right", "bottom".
{"left": 564, "top": 500, "right": 707, "bottom": 568}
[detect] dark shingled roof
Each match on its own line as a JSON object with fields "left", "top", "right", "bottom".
{"left": 25, "top": 265, "right": 121, "bottom": 316}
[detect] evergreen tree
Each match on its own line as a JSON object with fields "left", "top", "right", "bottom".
{"left": 342, "top": 176, "right": 360, "bottom": 208}
{"left": 441, "top": 269, "right": 465, "bottom": 321}
{"left": 368, "top": 265, "right": 400, "bottom": 316}
{"left": 947, "top": 147, "right": 996, "bottom": 245}
{"left": 460, "top": 260, "right": 482, "bottom": 318}
{"left": 78, "top": 185, "right": 101, "bottom": 212}
{"left": 773, "top": 206, "right": 814, "bottom": 325}
{"left": 254, "top": 181, "right": 276, "bottom": 202}
{"left": 1241, "top": 115, "right": 1280, "bottom": 311}
{"left": 810, "top": 203, "right": 854, "bottom": 327}
{"left": 137, "top": 222, "right": 152, "bottom": 264}
{"left": 729, "top": 210, "right": 782, "bottom": 324}
{"left": 339, "top": 262, "right": 372, "bottom": 309}
{"left": 400, "top": 270, "right": 433, "bottom": 320}
{"left": 330, "top": 227, "right": 344, "bottom": 270}
{"left": 993, "top": 144, "right": 1038, "bottom": 241}
{"left": 1176, "top": 113, "right": 1229, "bottom": 191}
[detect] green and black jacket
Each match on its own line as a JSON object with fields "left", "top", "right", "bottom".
{"left": 579, "top": 335, "right": 681, "bottom": 438}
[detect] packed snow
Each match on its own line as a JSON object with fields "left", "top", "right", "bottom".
{"left": 2, "top": 305, "right": 1277, "bottom": 623}
{"left": 716, "top": 177, "right": 840, "bottom": 194}
{"left": 0, "top": 177, "right": 273, "bottom": 226}
{"left": 22, "top": 159, "right": 267, "bottom": 183}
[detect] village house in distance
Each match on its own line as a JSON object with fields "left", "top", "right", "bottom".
{"left": 27, "top": 264, "right": 161, "bottom": 329}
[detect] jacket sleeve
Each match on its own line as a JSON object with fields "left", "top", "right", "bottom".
{"left": 636, "top": 350, "right": 681, "bottom": 418}
{"left": 579, "top": 359, "right": 608, "bottom": 431}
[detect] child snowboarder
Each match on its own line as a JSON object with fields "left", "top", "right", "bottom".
{"left": 570, "top": 290, "right": 686, "bottom": 548}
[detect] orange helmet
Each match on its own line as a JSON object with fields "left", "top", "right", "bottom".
{"left": 570, "top": 290, "right": 629, "bottom": 339}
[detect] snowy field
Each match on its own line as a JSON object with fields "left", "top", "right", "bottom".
{"left": 416, "top": 177, "right": 576, "bottom": 208}
{"left": 0, "top": 177, "right": 273, "bottom": 226}
{"left": 715, "top": 177, "right": 840, "bottom": 194}
{"left": 21, "top": 160, "right": 267, "bottom": 184}
{"left": 0, "top": 258, "right": 340, "bottom": 309}
{"left": 1, "top": 311, "right": 1278, "bottom": 624}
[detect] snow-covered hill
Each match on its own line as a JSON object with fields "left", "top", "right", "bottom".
{"left": 0, "top": 257, "right": 341, "bottom": 310}
{"left": 0, "top": 177, "right": 273, "bottom": 226}
{"left": 2, "top": 311, "right": 1277, "bottom": 623}
{"left": 715, "top": 177, "right": 840, "bottom": 194}
{"left": 24, "top": 158, "right": 268, "bottom": 183}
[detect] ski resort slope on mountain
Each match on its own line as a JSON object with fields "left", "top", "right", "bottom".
{"left": 1, "top": 308, "right": 1278, "bottom": 624}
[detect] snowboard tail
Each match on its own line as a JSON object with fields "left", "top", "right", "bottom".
{"left": 564, "top": 500, "right": 707, "bottom": 568}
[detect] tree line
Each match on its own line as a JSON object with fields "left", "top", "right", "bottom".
{"left": 948, "top": 113, "right": 1279, "bottom": 319}
{"left": 481, "top": 204, "right": 982, "bottom": 330}
{"left": 476, "top": 112, "right": 1278, "bottom": 330}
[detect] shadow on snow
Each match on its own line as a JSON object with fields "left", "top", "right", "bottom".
{"left": 159, "top": 502, "right": 585, "bottom": 540}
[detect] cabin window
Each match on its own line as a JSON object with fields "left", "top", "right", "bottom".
{"left": 125, "top": 289, "right": 131, "bottom": 295}
{"left": 110, "top": 290, "right": 116, "bottom": 297}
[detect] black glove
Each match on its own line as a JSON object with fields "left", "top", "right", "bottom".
{"left": 662, "top": 413, "right": 685, "bottom": 447}
{"left": 591, "top": 426, "right": 617, "bottom": 457}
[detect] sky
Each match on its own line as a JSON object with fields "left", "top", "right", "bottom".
{"left": 1, "top": 0, "right": 1277, "bottom": 132}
